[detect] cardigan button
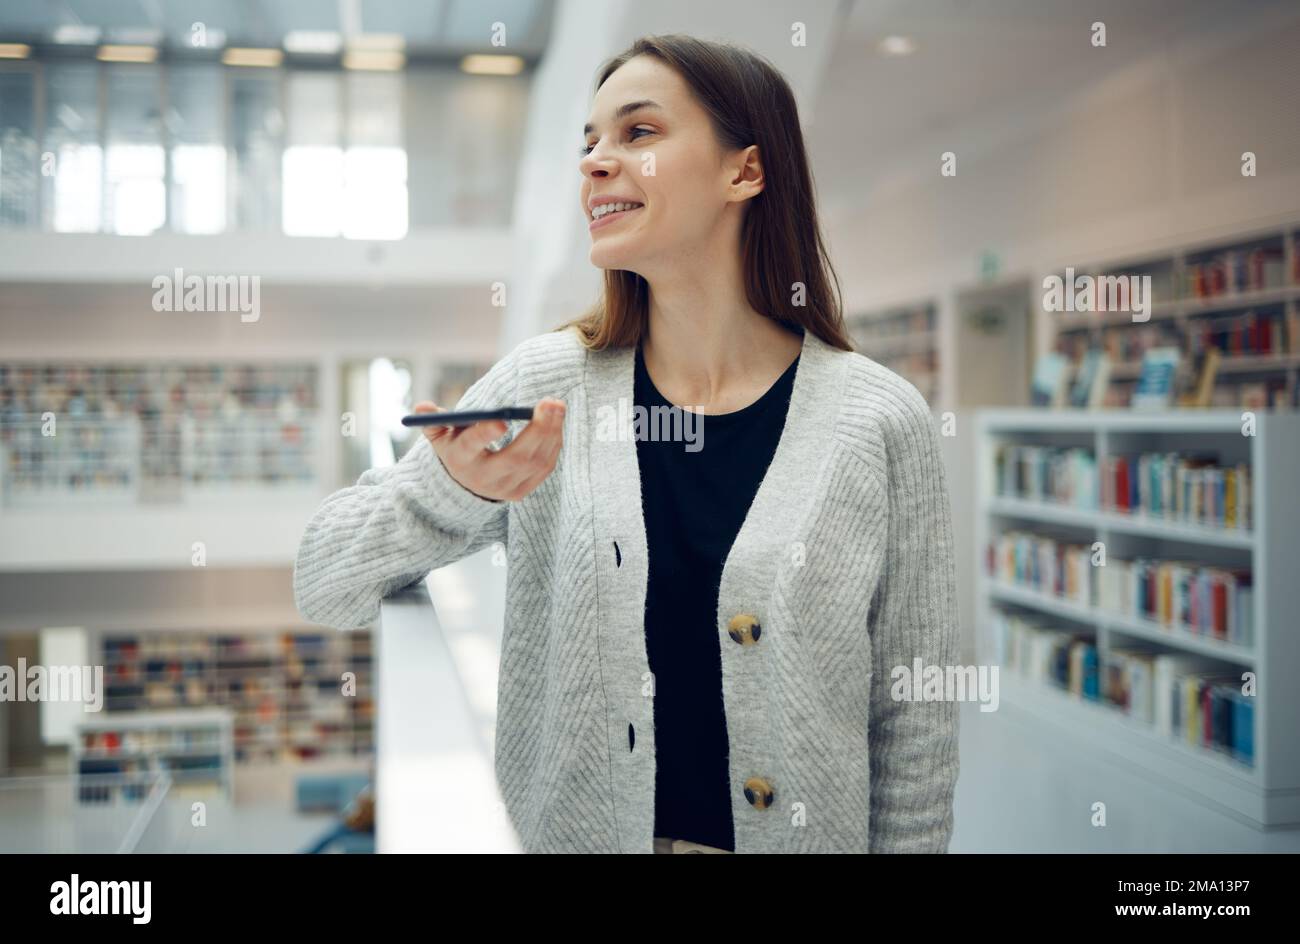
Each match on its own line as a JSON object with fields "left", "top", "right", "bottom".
{"left": 743, "top": 776, "right": 774, "bottom": 809}
{"left": 727, "top": 613, "right": 762, "bottom": 645}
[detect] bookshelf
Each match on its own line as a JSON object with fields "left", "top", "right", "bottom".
{"left": 73, "top": 708, "right": 234, "bottom": 805}
{"left": 97, "top": 629, "right": 374, "bottom": 764}
{"left": 845, "top": 300, "right": 941, "bottom": 405}
{"left": 976, "top": 409, "right": 1300, "bottom": 826}
{"left": 0, "top": 360, "right": 320, "bottom": 507}
{"left": 1047, "top": 224, "right": 1300, "bottom": 409}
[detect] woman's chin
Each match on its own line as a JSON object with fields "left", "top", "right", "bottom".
{"left": 589, "top": 245, "right": 635, "bottom": 271}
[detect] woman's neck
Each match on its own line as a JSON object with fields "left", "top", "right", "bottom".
{"left": 640, "top": 263, "right": 802, "bottom": 415}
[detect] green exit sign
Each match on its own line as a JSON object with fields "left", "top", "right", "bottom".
{"left": 979, "top": 250, "right": 1000, "bottom": 281}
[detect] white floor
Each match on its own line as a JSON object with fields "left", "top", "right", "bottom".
{"left": 0, "top": 760, "right": 368, "bottom": 853}
{"left": 953, "top": 696, "right": 1300, "bottom": 852}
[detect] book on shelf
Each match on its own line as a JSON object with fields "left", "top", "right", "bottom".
{"left": 1153, "top": 658, "right": 1252, "bottom": 765}
{"left": 1097, "top": 558, "right": 1255, "bottom": 645}
{"left": 997, "top": 617, "right": 1256, "bottom": 766}
{"left": 1104, "top": 645, "right": 1159, "bottom": 724}
{"left": 1130, "top": 346, "right": 1181, "bottom": 410}
{"left": 1069, "top": 348, "right": 1112, "bottom": 409}
{"left": 1101, "top": 452, "right": 1250, "bottom": 530}
{"left": 98, "top": 629, "right": 374, "bottom": 762}
{"left": 986, "top": 531, "right": 1096, "bottom": 606}
{"left": 1188, "top": 308, "right": 1289, "bottom": 357}
{"left": 994, "top": 531, "right": 1256, "bottom": 645}
{"left": 992, "top": 609, "right": 1099, "bottom": 699}
{"left": 1177, "top": 347, "right": 1220, "bottom": 408}
{"left": 1185, "top": 246, "right": 1286, "bottom": 298}
{"left": 995, "top": 444, "right": 1097, "bottom": 508}
{"left": 1031, "top": 352, "right": 1070, "bottom": 407}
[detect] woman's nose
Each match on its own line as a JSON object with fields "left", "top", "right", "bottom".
{"left": 580, "top": 144, "right": 618, "bottom": 179}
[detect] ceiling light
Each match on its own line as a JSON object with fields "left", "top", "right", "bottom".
{"left": 342, "top": 49, "right": 405, "bottom": 71}
{"left": 284, "top": 30, "right": 342, "bottom": 54}
{"left": 878, "top": 35, "right": 917, "bottom": 56}
{"left": 97, "top": 44, "right": 158, "bottom": 63}
{"left": 53, "top": 25, "right": 101, "bottom": 45}
{"left": 460, "top": 54, "right": 524, "bottom": 76}
{"left": 347, "top": 33, "right": 405, "bottom": 51}
{"left": 108, "top": 27, "right": 162, "bottom": 46}
{"left": 0, "top": 43, "right": 31, "bottom": 59}
{"left": 222, "top": 47, "right": 284, "bottom": 67}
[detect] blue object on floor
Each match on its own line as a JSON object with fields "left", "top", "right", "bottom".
{"left": 295, "top": 772, "right": 372, "bottom": 814}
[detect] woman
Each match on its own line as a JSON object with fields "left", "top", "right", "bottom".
{"left": 294, "top": 34, "right": 960, "bottom": 854}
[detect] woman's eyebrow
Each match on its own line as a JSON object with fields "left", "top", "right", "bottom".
{"left": 583, "top": 100, "right": 663, "bottom": 136}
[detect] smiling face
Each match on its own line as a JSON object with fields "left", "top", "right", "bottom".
{"left": 580, "top": 55, "right": 758, "bottom": 274}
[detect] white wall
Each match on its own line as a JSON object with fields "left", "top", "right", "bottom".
{"left": 824, "top": 9, "right": 1300, "bottom": 325}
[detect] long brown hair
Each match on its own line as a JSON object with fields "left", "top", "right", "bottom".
{"left": 554, "top": 34, "right": 852, "bottom": 352}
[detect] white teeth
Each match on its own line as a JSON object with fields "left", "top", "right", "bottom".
{"left": 592, "top": 201, "right": 643, "bottom": 219}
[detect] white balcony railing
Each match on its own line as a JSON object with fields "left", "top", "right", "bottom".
{"left": 376, "top": 580, "right": 520, "bottom": 853}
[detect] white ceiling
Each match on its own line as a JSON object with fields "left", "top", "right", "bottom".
{"left": 807, "top": 0, "right": 1296, "bottom": 218}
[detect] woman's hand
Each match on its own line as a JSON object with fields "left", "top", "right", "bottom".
{"left": 412, "top": 397, "right": 567, "bottom": 503}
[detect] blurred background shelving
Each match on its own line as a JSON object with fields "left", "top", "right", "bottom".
{"left": 846, "top": 300, "right": 942, "bottom": 405}
{"left": 97, "top": 629, "right": 373, "bottom": 764}
{"left": 1047, "top": 225, "right": 1300, "bottom": 409}
{"left": 73, "top": 708, "right": 234, "bottom": 804}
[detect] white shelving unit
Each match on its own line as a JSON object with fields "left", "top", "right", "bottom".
{"left": 73, "top": 708, "right": 235, "bottom": 804}
{"left": 975, "top": 409, "right": 1300, "bottom": 826}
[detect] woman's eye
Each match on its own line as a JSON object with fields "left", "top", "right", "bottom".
{"left": 579, "top": 127, "right": 654, "bottom": 156}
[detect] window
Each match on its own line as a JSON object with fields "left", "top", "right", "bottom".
{"left": 343, "top": 72, "right": 407, "bottom": 239}
{"left": 168, "top": 64, "right": 226, "bottom": 234}
{"left": 105, "top": 65, "right": 165, "bottom": 235}
{"left": 0, "top": 58, "right": 524, "bottom": 237}
{"left": 282, "top": 71, "right": 342, "bottom": 236}
{"left": 0, "top": 67, "right": 37, "bottom": 228}
{"left": 43, "top": 63, "right": 102, "bottom": 233}
{"left": 230, "top": 70, "right": 283, "bottom": 231}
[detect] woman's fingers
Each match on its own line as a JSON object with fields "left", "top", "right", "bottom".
{"left": 509, "top": 398, "right": 566, "bottom": 457}
{"left": 417, "top": 396, "right": 566, "bottom": 502}
{"left": 412, "top": 401, "right": 452, "bottom": 447}
{"left": 497, "top": 399, "right": 565, "bottom": 496}
{"left": 448, "top": 417, "right": 510, "bottom": 458}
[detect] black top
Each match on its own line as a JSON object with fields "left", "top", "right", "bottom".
{"left": 634, "top": 334, "right": 801, "bottom": 851}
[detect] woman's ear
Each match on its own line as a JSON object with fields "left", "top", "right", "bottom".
{"left": 728, "top": 144, "right": 764, "bottom": 202}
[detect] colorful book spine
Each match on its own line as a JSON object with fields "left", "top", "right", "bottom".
{"left": 1105, "top": 451, "right": 1250, "bottom": 530}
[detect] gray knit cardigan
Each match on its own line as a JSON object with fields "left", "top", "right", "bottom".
{"left": 294, "top": 324, "right": 961, "bottom": 853}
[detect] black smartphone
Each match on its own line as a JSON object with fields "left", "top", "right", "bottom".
{"left": 400, "top": 406, "right": 536, "bottom": 428}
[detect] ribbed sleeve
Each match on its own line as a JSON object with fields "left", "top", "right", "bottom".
{"left": 866, "top": 383, "right": 961, "bottom": 853}
{"left": 292, "top": 344, "right": 523, "bottom": 630}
